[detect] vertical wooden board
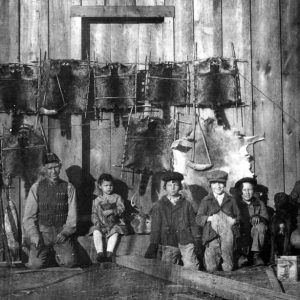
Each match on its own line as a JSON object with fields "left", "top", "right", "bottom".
{"left": 89, "top": 116, "right": 111, "bottom": 179}
{"left": 222, "top": 0, "right": 252, "bottom": 136}
{"left": 194, "top": 0, "right": 222, "bottom": 58}
{"left": 173, "top": 0, "right": 193, "bottom": 61}
{"left": 49, "top": 0, "right": 72, "bottom": 59}
{"left": 163, "top": 0, "right": 175, "bottom": 61}
{"left": 281, "top": 0, "right": 300, "bottom": 192}
{"left": 251, "top": 0, "right": 283, "bottom": 203}
{"left": 83, "top": 0, "right": 110, "bottom": 62}
{"left": 20, "top": 0, "right": 48, "bottom": 62}
{"left": 49, "top": 0, "right": 82, "bottom": 177}
{"left": 70, "top": 0, "right": 82, "bottom": 59}
{"left": 137, "top": 0, "right": 164, "bottom": 63}
{"left": 0, "top": 1, "right": 10, "bottom": 62}
{"left": 90, "top": 23, "right": 111, "bottom": 62}
{"left": 107, "top": 0, "right": 137, "bottom": 187}
{"left": 48, "top": 117, "right": 82, "bottom": 181}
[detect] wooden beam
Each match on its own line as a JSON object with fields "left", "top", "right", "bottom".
{"left": 266, "top": 266, "right": 284, "bottom": 293}
{"left": 116, "top": 255, "right": 297, "bottom": 300}
{"left": 71, "top": 5, "right": 174, "bottom": 18}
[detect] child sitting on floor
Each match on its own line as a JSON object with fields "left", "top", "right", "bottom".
{"left": 91, "top": 173, "right": 125, "bottom": 262}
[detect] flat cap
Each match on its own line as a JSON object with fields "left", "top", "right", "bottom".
{"left": 234, "top": 177, "right": 257, "bottom": 189}
{"left": 161, "top": 171, "right": 184, "bottom": 183}
{"left": 43, "top": 152, "right": 60, "bottom": 165}
{"left": 207, "top": 170, "right": 228, "bottom": 183}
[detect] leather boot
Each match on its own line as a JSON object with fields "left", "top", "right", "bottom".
{"left": 106, "top": 251, "right": 114, "bottom": 262}
{"left": 96, "top": 252, "right": 106, "bottom": 263}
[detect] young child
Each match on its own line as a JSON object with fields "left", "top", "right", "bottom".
{"left": 91, "top": 173, "right": 125, "bottom": 262}
{"left": 144, "top": 171, "right": 200, "bottom": 270}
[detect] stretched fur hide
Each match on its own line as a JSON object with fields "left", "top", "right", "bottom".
{"left": 194, "top": 58, "right": 239, "bottom": 107}
{"left": 0, "top": 64, "right": 38, "bottom": 113}
{"left": 1, "top": 125, "right": 46, "bottom": 195}
{"left": 147, "top": 62, "right": 188, "bottom": 108}
{"left": 123, "top": 117, "right": 175, "bottom": 173}
{"left": 39, "top": 60, "right": 90, "bottom": 113}
{"left": 172, "top": 109, "right": 264, "bottom": 190}
{"left": 93, "top": 63, "right": 136, "bottom": 111}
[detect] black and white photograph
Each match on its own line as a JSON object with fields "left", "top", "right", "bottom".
{"left": 0, "top": 0, "right": 300, "bottom": 299}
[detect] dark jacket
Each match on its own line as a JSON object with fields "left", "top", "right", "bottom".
{"left": 150, "top": 195, "right": 200, "bottom": 247}
{"left": 237, "top": 196, "right": 269, "bottom": 234}
{"left": 196, "top": 193, "right": 241, "bottom": 245}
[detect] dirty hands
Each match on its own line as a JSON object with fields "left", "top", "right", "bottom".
{"left": 251, "top": 216, "right": 260, "bottom": 226}
{"left": 55, "top": 232, "right": 67, "bottom": 244}
{"left": 103, "top": 209, "right": 114, "bottom": 217}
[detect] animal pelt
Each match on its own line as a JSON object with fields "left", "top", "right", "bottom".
{"left": 123, "top": 117, "right": 175, "bottom": 174}
{"left": 93, "top": 63, "right": 136, "bottom": 111}
{"left": 1, "top": 125, "right": 46, "bottom": 195}
{"left": 194, "top": 58, "right": 240, "bottom": 108}
{"left": 270, "top": 192, "right": 297, "bottom": 263}
{"left": 39, "top": 59, "right": 90, "bottom": 113}
{"left": 147, "top": 63, "right": 188, "bottom": 117}
{"left": 0, "top": 64, "right": 38, "bottom": 113}
{"left": 172, "top": 109, "right": 264, "bottom": 190}
{"left": 130, "top": 212, "right": 151, "bottom": 235}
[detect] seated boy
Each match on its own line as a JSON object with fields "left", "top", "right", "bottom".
{"left": 144, "top": 172, "right": 200, "bottom": 270}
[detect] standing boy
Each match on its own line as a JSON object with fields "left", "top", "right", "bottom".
{"left": 23, "top": 152, "right": 77, "bottom": 269}
{"left": 196, "top": 170, "right": 240, "bottom": 272}
{"left": 144, "top": 172, "right": 200, "bottom": 270}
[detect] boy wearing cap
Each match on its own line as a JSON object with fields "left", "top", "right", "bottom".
{"left": 23, "top": 152, "right": 77, "bottom": 269}
{"left": 196, "top": 170, "right": 240, "bottom": 272}
{"left": 234, "top": 177, "right": 269, "bottom": 266}
{"left": 144, "top": 172, "right": 200, "bottom": 270}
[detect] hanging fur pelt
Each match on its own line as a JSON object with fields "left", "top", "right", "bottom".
{"left": 0, "top": 64, "right": 38, "bottom": 113}
{"left": 147, "top": 62, "right": 188, "bottom": 121}
{"left": 1, "top": 124, "right": 46, "bottom": 195}
{"left": 39, "top": 59, "right": 90, "bottom": 114}
{"left": 123, "top": 117, "right": 175, "bottom": 174}
{"left": 93, "top": 63, "right": 136, "bottom": 111}
{"left": 194, "top": 57, "right": 240, "bottom": 108}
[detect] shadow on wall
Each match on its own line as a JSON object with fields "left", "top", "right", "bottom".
{"left": 65, "top": 165, "right": 96, "bottom": 236}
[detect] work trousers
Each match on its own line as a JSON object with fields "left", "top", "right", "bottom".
{"left": 204, "top": 211, "right": 234, "bottom": 272}
{"left": 27, "top": 232, "right": 76, "bottom": 269}
{"left": 161, "top": 243, "right": 199, "bottom": 270}
{"left": 251, "top": 222, "right": 267, "bottom": 252}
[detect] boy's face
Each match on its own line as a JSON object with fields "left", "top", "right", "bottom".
{"left": 241, "top": 182, "right": 254, "bottom": 202}
{"left": 211, "top": 181, "right": 225, "bottom": 195}
{"left": 45, "top": 162, "right": 61, "bottom": 182}
{"left": 165, "top": 180, "right": 181, "bottom": 197}
{"left": 100, "top": 180, "right": 113, "bottom": 195}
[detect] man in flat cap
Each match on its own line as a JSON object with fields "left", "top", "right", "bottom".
{"left": 144, "top": 171, "right": 200, "bottom": 270}
{"left": 196, "top": 170, "right": 240, "bottom": 272}
{"left": 23, "top": 152, "right": 77, "bottom": 269}
{"left": 234, "top": 177, "right": 269, "bottom": 266}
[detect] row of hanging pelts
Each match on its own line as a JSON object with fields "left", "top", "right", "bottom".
{"left": 0, "top": 58, "right": 240, "bottom": 114}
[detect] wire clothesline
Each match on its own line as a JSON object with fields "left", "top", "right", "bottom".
{"left": 238, "top": 72, "right": 300, "bottom": 127}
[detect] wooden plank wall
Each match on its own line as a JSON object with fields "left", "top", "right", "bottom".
{"left": 0, "top": 0, "right": 300, "bottom": 217}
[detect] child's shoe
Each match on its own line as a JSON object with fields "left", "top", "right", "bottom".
{"left": 96, "top": 252, "right": 106, "bottom": 263}
{"left": 106, "top": 251, "right": 114, "bottom": 262}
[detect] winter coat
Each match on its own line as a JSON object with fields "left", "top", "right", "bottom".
{"left": 150, "top": 195, "right": 200, "bottom": 247}
{"left": 196, "top": 193, "right": 240, "bottom": 246}
{"left": 237, "top": 196, "right": 269, "bottom": 235}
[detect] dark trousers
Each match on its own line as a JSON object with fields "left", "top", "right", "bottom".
{"left": 27, "top": 232, "right": 76, "bottom": 269}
